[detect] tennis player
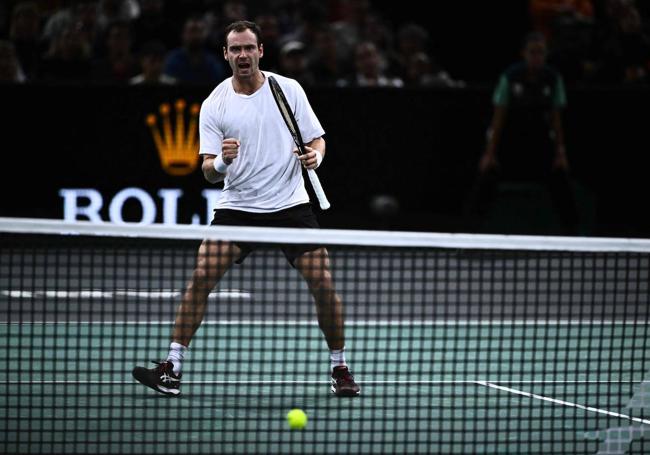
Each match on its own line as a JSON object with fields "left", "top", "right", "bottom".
{"left": 132, "top": 20, "right": 360, "bottom": 397}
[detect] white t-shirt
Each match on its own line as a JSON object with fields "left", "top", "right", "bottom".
{"left": 199, "top": 71, "right": 325, "bottom": 212}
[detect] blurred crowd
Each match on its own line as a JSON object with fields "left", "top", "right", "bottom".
{"left": 0, "top": 0, "right": 648, "bottom": 87}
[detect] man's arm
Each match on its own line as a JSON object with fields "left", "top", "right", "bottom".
{"left": 201, "top": 154, "right": 223, "bottom": 183}
{"left": 297, "top": 137, "right": 326, "bottom": 170}
{"left": 201, "top": 138, "right": 241, "bottom": 183}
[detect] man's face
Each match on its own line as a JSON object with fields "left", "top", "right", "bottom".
{"left": 224, "top": 29, "right": 263, "bottom": 79}
{"left": 524, "top": 40, "right": 547, "bottom": 70}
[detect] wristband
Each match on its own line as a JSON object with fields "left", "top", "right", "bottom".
{"left": 314, "top": 150, "right": 323, "bottom": 169}
{"left": 213, "top": 154, "right": 229, "bottom": 174}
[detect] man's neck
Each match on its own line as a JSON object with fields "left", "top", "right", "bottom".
{"left": 233, "top": 70, "right": 265, "bottom": 95}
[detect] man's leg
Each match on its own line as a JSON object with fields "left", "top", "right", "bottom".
{"left": 294, "top": 247, "right": 344, "bottom": 350}
{"left": 294, "top": 247, "right": 360, "bottom": 396}
{"left": 171, "top": 240, "right": 240, "bottom": 347}
{"left": 132, "top": 240, "right": 240, "bottom": 395}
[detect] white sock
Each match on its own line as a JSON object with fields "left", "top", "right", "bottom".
{"left": 166, "top": 342, "right": 187, "bottom": 376}
{"left": 330, "top": 347, "right": 348, "bottom": 371}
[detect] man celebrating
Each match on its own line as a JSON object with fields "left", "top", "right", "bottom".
{"left": 132, "top": 20, "right": 360, "bottom": 397}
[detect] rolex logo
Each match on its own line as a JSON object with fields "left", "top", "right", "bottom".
{"left": 146, "top": 99, "right": 200, "bottom": 176}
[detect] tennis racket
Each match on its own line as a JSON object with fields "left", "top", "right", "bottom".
{"left": 268, "top": 75, "right": 330, "bottom": 210}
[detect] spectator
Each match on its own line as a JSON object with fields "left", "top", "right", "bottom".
{"left": 203, "top": 0, "right": 248, "bottom": 51}
{"left": 92, "top": 20, "right": 138, "bottom": 83}
{"left": 164, "top": 16, "right": 226, "bottom": 85}
{"left": 530, "top": 0, "right": 596, "bottom": 84}
{"left": 9, "top": 2, "right": 43, "bottom": 81}
{"left": 0, "top": 40, "right": 26, "bottom": 83}
{"left": 39, "top": 20, "right": 93, "bottom": 83}
{"left": 403, "top": 52, "right": 464, "bottom": 88}
{"left": 330, "top": 0, "right": 374, "bottom": 61}
{"left": 96, "top": 0, "right": 139, "bottom": 33}
{"left": 465, "top": 32, "right": 579, "bottom": 235}
{"left": 309, "top": 24, "right": 350, "bottom": 86}
{"left": 593, "top": 0, "right": 650, "bottom": 84}
{"left": 530, "top": 0, "right": 594, "bottom": 40}
{"left": 131, "top": 0, "right": 178, "bottom": 52}
{"left": 277, "top": 40, "right": 315, "bottom": 86}
{"left": 129, "top": 40, "right": 175, "bottom": 85}
{"left": 337, "top": 41, "right": 403, "bottom": 87}
{"left": 281, "top": 1, "right": 330, "bottom": 53}
{"left": 389, "top": 23, "right": 430, "bottom": 80}
{"left": 41, "top": 1, "right": 101, "bottom": 59}
{"left": 253, "top": 12, "right": 281, "bottom": 72}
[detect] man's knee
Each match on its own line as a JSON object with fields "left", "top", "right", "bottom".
{"left": 191, "top": 261, "right": 225, "bottom": 291}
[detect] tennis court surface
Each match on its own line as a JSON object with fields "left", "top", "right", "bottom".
{"left": 2, "top": 218, "right": 650, "bottom": 454}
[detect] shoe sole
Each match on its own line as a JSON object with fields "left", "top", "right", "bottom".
{"left": 132, "top": 368, "right": 180, "bottom": 397}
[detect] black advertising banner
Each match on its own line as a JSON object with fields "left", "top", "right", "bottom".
{"left": 1, "top": 85, "right": 649, "bottom": 236}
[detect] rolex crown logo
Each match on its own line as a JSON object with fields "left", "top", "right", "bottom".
{"left": 146, "top": 99, "right": 200, "bottom": 176}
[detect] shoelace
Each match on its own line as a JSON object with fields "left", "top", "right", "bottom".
{"left": 152, "top": 361, "right": 170, "bottom": 374}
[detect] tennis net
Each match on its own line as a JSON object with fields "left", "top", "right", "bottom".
{"left": 2, "top": 217, "right": 650, "bottom": 454}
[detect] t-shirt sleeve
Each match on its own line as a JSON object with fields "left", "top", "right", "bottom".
{"left": 291, "top": 80, "right": 325, "bottom": 142}
{"left": 198, "top": 99, "right": 223, "bottom": 156}
{"left": 553, "top": 74, "right": 567, "bottom": 109}
{"left": 492, "top": 74, "right": 510, "bottom": 107}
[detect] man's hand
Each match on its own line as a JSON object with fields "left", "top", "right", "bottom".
{"left": 295, "top": 146, "right": 322, "bottom": 170}
{"left": 221, "top": 138, "right": 240, "bottom": 165}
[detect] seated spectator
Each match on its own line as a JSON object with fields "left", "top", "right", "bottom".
{"left": 403, "top": 52, "right": 465, "bottom": 88}
{"left": 253, "top": 12, "right": 281, "bottom": 73}
{"left": 530, "top": 0, "right": 594, "bottom": 40}
{"left": 309, "top": 24, "right": 351, "bottom": 87}
{"left": 530, "top": 0, "right": 596, "bottom": 84}
{"left": 96, "top": 0, "right": 139, "bottom": 33}
{"left": 9, "top": 2, "right": 44, "bottom": 81}
{"left": 0, "top": 40, "right": 26, "bottom": 83}
{"left": 337, "top": 41, "right": 403, "bottom": 87}
{"left": 131, "top": 0, "right": 178, "bottom": 53}
{"left": 42, "top": 1, "right": 101, "bottom": 60}
{"left": 594, "top": 0, "right": 650, "bottom": 84}
{"left": 164, "top": 16, "right": 226, "bottom": 85}
{"left": 130, "top": 40, "right": 175, "bottom": 85}
{"left": 92, "top": 20, "right": 139, "bottom": 83}
{"left": 277, "top": 40, "right": 315, "bottom": 86}
{"left": 39, "top": 20, "right": 93, "bottom": 83}
{"left": 389, "top": 23, "right": 430, "bottom": 80}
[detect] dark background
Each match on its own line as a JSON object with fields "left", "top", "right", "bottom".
{"left": 1, "top": 82, "right": 649, "bottom": 237}
{"left": 1, "top": 0, "right": 650, "bottom": 237}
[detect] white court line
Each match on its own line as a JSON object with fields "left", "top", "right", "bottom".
{"left": 0, "top": 320, "right": 645, "bottom": 325}
{"left": 477, "top": 381, "right": 650, "bottom": 426}
{"left": 1, "top": 289, "right": 252, "bottom": 300}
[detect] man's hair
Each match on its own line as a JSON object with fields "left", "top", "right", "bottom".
{"left": 224, "top": 20, "right": 262, "bottom": 47}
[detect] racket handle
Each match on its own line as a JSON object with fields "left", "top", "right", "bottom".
{"left": 306, "top": 168, "right": 330, "bottom": 210}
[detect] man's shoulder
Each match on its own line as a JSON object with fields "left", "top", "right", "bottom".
{"left": 264, "top": 71, "right": 302, "bottom": 92}
{"left": 201, "top": 78, "right": 233, "bottom": 106}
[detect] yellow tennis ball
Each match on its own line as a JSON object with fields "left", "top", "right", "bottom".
{"left": 286, "top": 408, "right": 308, "bottom": 429}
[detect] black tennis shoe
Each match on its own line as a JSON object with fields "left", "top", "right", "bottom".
{"left": 132, "top": 361, "right": 181, "bottom": 396}
{"left": 331, "top": 366, "right": 360, "bottom": 397}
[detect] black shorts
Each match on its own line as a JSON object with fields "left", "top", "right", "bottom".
{"left": 210, "top": 203, "right": 320, "bottom": 266}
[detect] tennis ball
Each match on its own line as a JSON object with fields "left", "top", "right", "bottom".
{"left": 286, "top": 408, "right": 308, "bottom": 429}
